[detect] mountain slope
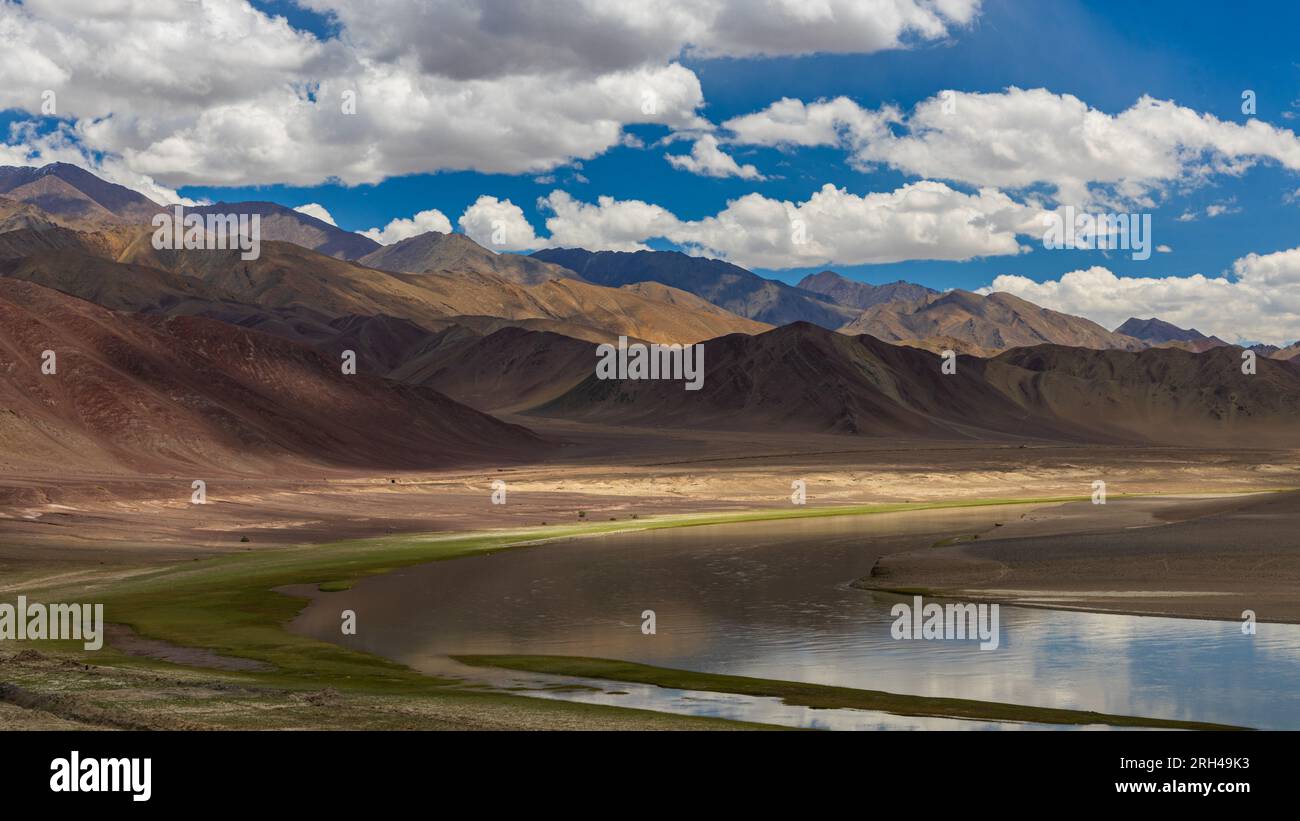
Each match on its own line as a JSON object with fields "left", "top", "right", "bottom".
{"left": 532, "top": 247, "right": 859, "bottom": 328}
{"left": 0, "top": 163, "right": 161, "bottom": 225}
{"left": 528, "top": 322, "right": 1300, "bottom": 445}
{"left": 532, "top": 322, "right": 1078, "bottom": 439}
{"left": 114, "top": 233, "right": 768, "bottom": 343}
{"left": 0, "top": 279, "right": 543, "bottom": 475}
{"left": 796, "top": 270, "right": 936, "bottom": 310}
{"left": 840, "top": 290, "right": 1147, "bottom": 355}
{"left": 0, "top": 165, "right": 380, "bottom": 258}
{"left": 985, "top": 344, "right": 1300, "bottom": 443}
{"left": 394, "top": 326, "right": 596, "bottom": 412}
{"left": 359, "top": 231, "right": 577, "bottom": 284}
{"left": 183, "top": 201, "right": 380, "bottom": 260}
{"left": 0, "top": 196, "right": 61, "bottom": 233}
{"left": 1115, "top": 316, "right": 1229, "bottom": 352}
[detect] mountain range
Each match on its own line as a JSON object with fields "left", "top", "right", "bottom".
{"left": 2, "top": 162, "right": 1298, "bottom": 470}
{"left": 795, "top": 269, "right": 936, "bottom": 309}
{"left": 532, "top": 247, "right": 862, "bottom": 328}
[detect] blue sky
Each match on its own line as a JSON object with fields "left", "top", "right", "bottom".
{"left": 167, "top": 0, "right": 1300, "bottom": 293}
{"left": 2, "top": 0, "right": 1300, "bottom": 341}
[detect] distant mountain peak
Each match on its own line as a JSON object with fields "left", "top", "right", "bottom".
{"left": 533, "top": 247, "right": 859, "bottom": 328}
{"left": 1116, "top": 316, "right": 1208, "bottom": 344}
{"left": 359, "top": 231, "right": 580, "bottom": 284}
{"left": 796, "top": 269, "right": 936, "bottom": 311}
{"left": 0, "top": 161, "right": 162, "bottom": 225}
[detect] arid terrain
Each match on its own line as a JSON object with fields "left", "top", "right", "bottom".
{"left": 3, "top": 162, "right": 1300, "bottom": 731}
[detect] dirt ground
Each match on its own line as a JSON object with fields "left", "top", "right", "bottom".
{"left": 2, "top": 424, "right": 1299, "bottom": 729}
{"left": 861, "top": 490, "right": 1300, "bottom": 622}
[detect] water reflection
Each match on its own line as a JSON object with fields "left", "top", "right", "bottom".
{"left": 291, "top": 506, "right": 1296, "bottom": 729}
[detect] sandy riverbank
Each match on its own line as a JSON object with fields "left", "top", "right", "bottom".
{"left": 859, "top": 491, "right": 1300, "bottom": 623}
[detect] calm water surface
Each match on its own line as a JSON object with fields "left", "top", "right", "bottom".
{"left": 291, "top": 506, "right": 1300, "bottom": 729}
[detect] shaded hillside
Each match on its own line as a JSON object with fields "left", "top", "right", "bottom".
{"left": 0, "top": 196, "right": 61, "bottom": 233}
{"left": 985, "top": 344, "right": 1300, "bottom": 443}
{"left": 532, "top": 322, "right": 1080, "bottom": 440}
{"left": 392, "top": 326, "right": 595, "bottom": 412}
{"left": 0, "top": 280, "right": 544, "bottom": 475}
{"left": 529, "top": 322, "right": 1300, "bottom": 445}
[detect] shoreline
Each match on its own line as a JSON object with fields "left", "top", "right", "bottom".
{"left": 8, "top": 490, "right": 1294, "bottom": 730}
{"left": 858, "top": 490, "right": 1300, "bottom": 624}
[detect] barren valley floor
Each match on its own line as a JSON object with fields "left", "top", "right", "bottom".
{"left": 2, "top": 429, "right": 1298, "bottom": 729}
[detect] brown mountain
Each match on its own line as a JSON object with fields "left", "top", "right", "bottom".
{"left": 0, "top": 279, "right": 543, "bottom": 475}
{"left": 1115, "top": 316, "right": 1230, "bottom": 353}
{"left": 394, "top": 326, "right": 596, "bottom": 412}
{"left": 839, "top": 290, "right": 1147, "bottom": 355}
{"left": 0, "top": 226, "right": 134, "bottom": 260}
{"left": 533, "top": 247, "right": 860, "bottom": 328}
{"left": 532, "top": 322, "right": 1084, "bottom": 440}
{"left": 796, "top": 269, "right": 936, "bottom": 310}
{"left": 113, "top": 232, "right": 768, "bottom": 344}
{"left": 984, "top": 344, "right": 1300, "bottom": 444}
{"left": 529, "top": 322, "right": 1300, "bottom": 445}
{"left": 0, "top": 196, "right": 61, "bottom": 233}
{"left": 182, "top": 201, "right": 380, "bottom": 260}
{"left": 0, "top": 164, "right": 382, "bottom": 258}
{"left": 358, "top": 231, "right": 577, "bottom": 284}
{"left": 1272, "top": 342, "right": 1300, "bottom": 361}
{"left": 0, "top": 163, "right": 161, "bottom": 226}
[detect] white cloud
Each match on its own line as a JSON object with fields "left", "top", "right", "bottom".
{"left": 0, "top": 122, "right": 195, "bottom": 205}
{"left": 298, "top": 0, "right": 981, "bottom": 74}
{"left": 724, "top": 96, "right": 898, "bottom": 148}
{"left": 536, "top": 181, "right": 1042, "bottom": 267}
{"left": 985, "top": 246, "right": 1300, "bottom": 344}
{"left": 541, "top": 190, "right": 682, "bottom": 252}
{"left": 293, "top": 203, "right": 337, "bottom": 226}
{"left": 458, "top": 195, "right": 541, "bottom": 251}
{"left": 0, "top": 0, "right": 980, "bottom": 190}
{"left": 675, "top": 182, "right": 1040, "bottom": 268}
{"left": 665, "top": 134, "right": 765, "bottom": 179}
{"left": 726, "top": 88, "right": 1300, "bottom": 207}
{"left": 361, "top": 208, "right": 452, "bottom": 244}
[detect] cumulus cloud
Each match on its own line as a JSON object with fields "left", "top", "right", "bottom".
{"left": 665, "top": 134, "right": 765, "bottom": 179}
{"left": 361, "top": 207, "right": 452, "bottom": 244}
{"left": 0, "top": 0, "right": 979, "bottom": 190}
{"left": 726, "top": 88, "right": 1300, "bottom": 207}
{"left": 724, "top": 96, "right": 898, "bottom": 148}
{"left": 298, "top": 0, "right": 981, "bottom": 76}
{"left": 541, "top": 191, "right": 683, "bottom": 252}
{"left": 985, "top": 247, "right": 1300, "bottom": 344}
{"left": 458, "top": 195, "right": 541, "bottom": 251}
{"left": 534, "top": 181, "right": 1042, "bottom": 267}
{"left": 293, "top": 203, "right": 337, "bottom": 226}
{"left": 0, "top": 122, "right": 195, "bottom": 204}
